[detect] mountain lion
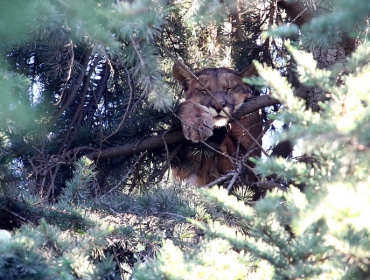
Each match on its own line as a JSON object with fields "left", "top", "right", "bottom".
{"left": 172, "top": 64, "right": 262, "bottom": 186}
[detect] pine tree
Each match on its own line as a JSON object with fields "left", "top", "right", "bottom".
{"left": 1, "top": 0, "right": 370, "bottom": 279}
{"left": 133, "top": 0, "right": 370, "bottom": 279}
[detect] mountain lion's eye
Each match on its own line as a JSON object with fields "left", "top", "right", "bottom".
{"left": 227, "top": 85, "right": 241, "bottom": 93}
{"left": 196, "top": 88, "right": 208, "bottom": 95}
{"left": 232, "top": 85, "right": 241, "bottom": 91}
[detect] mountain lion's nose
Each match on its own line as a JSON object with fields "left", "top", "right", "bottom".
{"left": 211, "top": 100, "right": 226, "bottom": 113}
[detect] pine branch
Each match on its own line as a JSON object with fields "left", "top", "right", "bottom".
{"left": 0, "top": 195, "right": 89, "bottom": 230}
{"left": 87, "top": 95, "right": 280, "bottom": 161}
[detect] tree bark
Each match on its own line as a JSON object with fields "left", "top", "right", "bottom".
{"left": 278, "top": 0, "right": 356, "bottom": 111}
{"left": 88, "top": 131, "right": 186, "bottom": 161}
{"left": 277, "top": 0, "right": 317, "bottom": 28}
{"left": 272, "top": 0, "right": 357, "bottom": 157}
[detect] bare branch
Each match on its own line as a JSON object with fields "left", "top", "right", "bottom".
{"left": 257, "top": 180, "right": 286, "bottom": 191}
{"left": 100, "top": 152, "right": 145, "bottom": 198}
{"left": 232, "top": 95, "right": 280, "bottom": 119}
{"left": 204, "top": 173, "right": 234, "bottom": 189}
{"left": 87, "top": 95, "right": 280, "bottom": 161}
{"left": 88, "top": 131, "right": 185, "bottom": 160}
{"left": 227, "top": 164, "right": 243, "bottom": 193}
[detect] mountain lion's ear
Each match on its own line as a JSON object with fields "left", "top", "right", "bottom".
{"left": 173, "top": 64, "right": 193, "bottom": 91}
{"left": 239, "top": 63, "right": 258, "bottom": 78}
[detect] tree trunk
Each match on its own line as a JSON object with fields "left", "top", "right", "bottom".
{"left": 278, "top": 0, "right": 356, "bottom": 111}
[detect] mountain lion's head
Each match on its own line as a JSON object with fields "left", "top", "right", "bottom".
{"left": 173, "top": 64, "right": 256, "bottom": 128}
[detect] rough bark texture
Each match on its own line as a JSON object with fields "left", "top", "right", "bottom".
{"left": 88, "top": 131, "right": 186, "bottom": 160}
{"left": 277, "top": 0, "right": 318, "bottom": 27}
{"left": 278, "top": 0, "right": 356, "bottom": 111}
{"left": 271, "top": 0, "right": 357, "bottom": 157}
{"left": 232, "top": 95, "right": 280, "bottom": 120}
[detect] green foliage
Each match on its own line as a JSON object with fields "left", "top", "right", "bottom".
{"left": 302, "top": 0, "right": 370, "bottom": 45}
{"left": 0, "top": 218, "right": 115, "bottom": 280}
{"left": 0, "top": 0, "right": 177, "bottom": 195}
{"left": 132, "top": 1, "right": 370, "bottom": 279}
{"left": 58, "top": 157, "right": 96, "bottom": 206}
{"left": 0, "top": 158, "right": 258, "bottom": 279}
{"left": 1, "top": 0, "right": 370, "bottom": 279}
{"left": 0, "top": 70, "right": 32, "bottom": 129}
{"left": 133, "top": 238, "right": 255, "bottom": 280}
{"left": 0, "top": 0, "right": 270, "bottom": 196}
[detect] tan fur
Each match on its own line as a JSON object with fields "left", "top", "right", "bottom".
{"left": 172, "top": 65, "right": 262, "bottom": 186}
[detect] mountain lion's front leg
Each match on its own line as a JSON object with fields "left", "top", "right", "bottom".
{"left": 178, "top": 100, "right": 214, "bottom": 143}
